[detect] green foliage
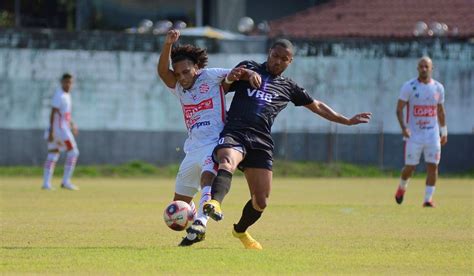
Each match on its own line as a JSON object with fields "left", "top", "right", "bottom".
{"left": 1, "top": 160, "right": 471, "bottom": 178}
{"left": 272, "top": 161, "right": 398, "bottom": 177}
{"left": 0, "top": 10, "right": 14, "bottom": 27}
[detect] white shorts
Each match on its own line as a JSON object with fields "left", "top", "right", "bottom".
{"left": 44, "top": 128, "right": 77, "bottom": 152}
{"left": 405, "top": 140, "right": 441, "bottom": 165}
{"left": 175, "top": 143, "right": 217, "bottom": 197}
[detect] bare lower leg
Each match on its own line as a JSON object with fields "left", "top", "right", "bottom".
{"left": 401, "top": 165, "right": 416, "bottom": 181}
{"left": 234, "top": 169, "right": 271, "bottom": 233}
{"left": 211, "top": 148, "right": 243, "bottom": 203}
{"left": 426, "top": 163, "right": 438, "bottom": 186}
{"left": 424, "top": 163, "right": 438, "bottom": 203}
{"left": 173, "top": 193, "right": 193, "bottom": 204}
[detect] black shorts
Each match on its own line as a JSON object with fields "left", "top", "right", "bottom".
{"left": 212, "top": 131, "right": 273, "bottom": 171}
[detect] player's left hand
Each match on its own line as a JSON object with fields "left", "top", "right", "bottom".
{"left": 248, "top": 72, "right": 262, "bottom": 89}
{"left": 72, "top": 124, "right": 79, "bottom": 136}
{"left": 348, "top": 112, "right": 372, "bottom": 125}
{"left": 440, "top": 135, "right": 447, "bottom": 146}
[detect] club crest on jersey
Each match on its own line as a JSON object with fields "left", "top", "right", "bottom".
{"left": 199, "top": 83, "right": 210, "bottom": 93}
{"left": 247, "top": 88, "right": 277, "bottom": 103}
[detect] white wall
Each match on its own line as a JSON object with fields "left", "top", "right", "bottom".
{"left": 1, "top": 48, "right": 472, "bottom": 134}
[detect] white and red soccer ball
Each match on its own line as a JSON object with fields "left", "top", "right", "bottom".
{"left": 163, "top": 200, "right": 194, "bottom": 231}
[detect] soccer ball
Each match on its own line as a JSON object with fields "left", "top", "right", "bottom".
{"left": 163, "top": 200, "right": 194, "bottom": 231}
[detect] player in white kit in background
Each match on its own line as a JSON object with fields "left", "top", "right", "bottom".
{"left": 157, "top": 30, "right": 252, "bottom": 246}
{"left": 42, "top": 73, "right": 80, "bottom": 191}
{"left": 395, "top": 57, "right": 448, "bottom": 207}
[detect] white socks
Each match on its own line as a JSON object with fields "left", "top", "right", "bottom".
{"left": 43, "top": 153, "right": 59, "bottom": 187}
{"left": 196, "top": 185, "right": 212, "bottom": 225}
{"left": 62, "top": 149, "right": 79, "bottom": 185}
{"left": 399, "top": 179, "right": 436, "bottom": 203}
{"left": 189, "top": 201, "right": 197, "bottom": 217}
{"left": 399, "top": 179, "right": 409, "bottom": 190}
{"left": 424, "top": 185, "right": 436, "bottom": 202}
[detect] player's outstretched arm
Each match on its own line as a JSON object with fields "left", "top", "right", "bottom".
{"left": 304, "top": 100, "right": 371, "bottom": 125}
{"left": 157, "top": 30, "right": 179, "bottom": 88}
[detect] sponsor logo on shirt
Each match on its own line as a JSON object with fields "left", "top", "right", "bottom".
{"left": 183, "top": 99, "right": 214, "bottom": 128}
{"left": 190, "top": 120, "right": 211, "bottom": 130}
{"left": 413, "top": 105, "right": 437, "bottom": 117}
{"left": 416, "top": 119, "right": 433, "bottom": 130}
{"left": 247, "top": 88, "right": 277, "bottom": 103}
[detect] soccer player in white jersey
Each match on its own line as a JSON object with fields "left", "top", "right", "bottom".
{"left": 42, "top": 73, "right": 80, "bottom": 191}
{"left": 395, "top": 57, "right": 448, "bottom": 207}
{"left": 157, "top": 30, "right": 255, "bottom": 246}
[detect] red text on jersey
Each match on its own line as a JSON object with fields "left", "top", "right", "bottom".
{"left": 413, "top": 105, "right": 437, "bottom": 117}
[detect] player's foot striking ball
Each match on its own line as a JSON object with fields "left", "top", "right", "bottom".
{"left": 203, "top": 199, "right": 224, "bottom": 221}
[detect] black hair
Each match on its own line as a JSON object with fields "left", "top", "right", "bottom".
{"left": 171, "top": 44, "right": 208, "bottom": 69}
{"left": 270, "top": 39, "right": 294, "bottom": 54}
{"left": 61, "top": 73, "right": 73, "bottom": 80}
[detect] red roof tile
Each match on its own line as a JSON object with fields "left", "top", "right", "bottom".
{"left": 269, "top": 0, "right": 474, "bottom": 39}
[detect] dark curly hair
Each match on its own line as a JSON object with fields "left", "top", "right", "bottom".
{"left": 171, "top": 44, "right": 208, "bottom": 69}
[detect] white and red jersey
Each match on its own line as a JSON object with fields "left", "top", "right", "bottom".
{"left": 399, "top": 78, "right": 445, "bottom": 144}
{"left": 170, "top": 68, "right": 230, "bottom": 153}
{"left": 51, "top": 88, "right": 72, "bottom": 131}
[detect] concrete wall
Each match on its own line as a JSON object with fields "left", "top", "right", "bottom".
{"left": 1, "top": 48, "right": 473, "bottom": 134}
{"left": 1, "top": 129, "right": 472, "bottom": 172}
{"left": 1, "top": 31, "right": 473, "bottom": 171}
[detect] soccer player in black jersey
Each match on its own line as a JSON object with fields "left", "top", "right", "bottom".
{"left": 203, "top": 39, "right": 372, "bottom": 249}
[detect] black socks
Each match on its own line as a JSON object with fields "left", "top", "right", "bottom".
{"left": 211, "top": 169, "right": 233, "bottom": 203}
{"left": 234, "top": 199, "right": 263, "bottom": 233}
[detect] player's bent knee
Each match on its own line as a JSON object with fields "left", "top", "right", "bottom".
{"left": 67, "top": 147, "right": 79, "bottom": 157}
{"left": 252, "top": 196, "right": 267, "bottom": 211}
{"left": 403, "top": 165, "right": 416, "bottom": 174}
{"left": 173, "top": 193, "right": 193, "bottom": 203}
{"left": 426, "top": 163, "right": 438, "bottom": 172}
{"left": 217, "top": 156, "right": 237, "bottom": 172}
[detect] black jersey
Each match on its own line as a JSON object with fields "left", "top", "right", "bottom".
{"left": 224, "top": 60, "right": 314, "bottom": 148}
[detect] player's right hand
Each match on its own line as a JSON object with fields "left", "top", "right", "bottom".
{"left": 402, "top": 127, "right": 411, "bottom": 138}
{"left": 165, "top": 30, "right": 180, "bottom": 44}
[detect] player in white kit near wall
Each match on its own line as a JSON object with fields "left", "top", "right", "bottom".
{"left": 157, "top": 30, "right": 256, "bottom": 246}
{"left": 395, "top": 57, "right": 448, "bottom": 207}
{"left": 42, "top": 73, "right": 80, "bottom": 191}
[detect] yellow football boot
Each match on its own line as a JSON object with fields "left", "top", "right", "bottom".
{"left": 202, "top": 199, "right": 224, "bottom": 221}
{"left": 232, "top": 229, "right": 263, "bottom": 250}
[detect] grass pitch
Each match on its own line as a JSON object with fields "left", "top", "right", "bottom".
{"left": 1, "top": 177, "right": 472, "bottom": 274}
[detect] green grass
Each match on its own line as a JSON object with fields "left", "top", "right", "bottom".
{"left": 1, "top": 177, "right": 472, "bottom": 274}
{"left": 1, "top": 160, "right": 472, "bottom": 178}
